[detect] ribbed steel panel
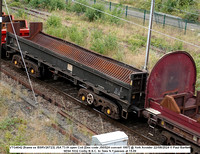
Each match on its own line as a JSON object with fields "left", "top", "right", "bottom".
{"left": 31, "top": 32, "right": 138, "bottom": 84}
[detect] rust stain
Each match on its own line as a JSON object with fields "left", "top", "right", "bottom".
{"left": 31, "top": 32, "right": 137, "bottom": 84}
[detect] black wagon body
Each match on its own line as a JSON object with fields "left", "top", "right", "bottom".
{"left": 4, "top": 22, "right": 147, "bottom": 119}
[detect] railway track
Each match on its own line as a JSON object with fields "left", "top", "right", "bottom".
{"left": 0, "top": 61, "right": 97, "bottom": 145}
{"left": 0, "top": 59, "right": 160, "bottom": 145}
{"left": 4, "top": 5, "right": 50, "bottom": 20}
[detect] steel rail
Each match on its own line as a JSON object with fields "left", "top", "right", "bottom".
{"left": 0, "top": 60, "right": 97, "bottom": 145}
{"left": 0, "top": 60, "right": 159, "bottom": 145}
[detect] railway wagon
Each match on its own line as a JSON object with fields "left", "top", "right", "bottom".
{"left": 143, "top": 52, "right": 200, "bottom": 153}
{"left": 3, "top": 22, "right": 147, "bottom": 119}
{"left": 1, "top": 12, "right": 29, "bottom": 44}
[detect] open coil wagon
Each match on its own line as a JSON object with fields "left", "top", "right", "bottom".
{"left": 1, "top": 12, "right": 29, "bottom": 44}
{"left": 143, "top": 52, "right": 200, "bottom": 153}
{"left": 3, "top": 22, "right": 147, "bottom": 119}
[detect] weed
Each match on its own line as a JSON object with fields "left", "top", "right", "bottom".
{"left": 0, "top": 117, "right": 26, "bottom": 130}
{"left": 112, "top": 49, "right": 123, "bottom": 61}
{"left": 151, "top": 37, "right": 183, "bottom": 52}
{"left": 27, "top": 0, "right": 66, "bottom": 11}
{"left": 29, "top": 0, "right": 41, "bottom": 8}
{"left": 65, "top": 17, "right": 71, "bottom": 21}
{"left": 90, "top": 38, "right": 106, "bottom": 54}
{"left": 72, "top": 0, "right": 88, "bottom": 14}
{"left": 173, "top": 41, "right": 183, "bottom": 51}
{"left": 9, "top": 1, "right": 21, "bottom": 7}
{"left": 128, "top": 35, "right": 146, "bottom": 52}
{"left": 104, "top": 33, "right": 118, "bottom": 51}
{"left": 16, "top": 9, "right": 27, "bottom": 19}
{"left": 46, "top": 26, "right": 68, "bottom": 39}
{"left": 66, "top": 26, "right": 88, "bottom": 45}
{"left": 66, "top": 0, "right": 73, "bottom": 12}
{"left": 46, "top": 15, "right": 62, "bottom": 28}
{"left": 42, "top": 0, "right": 66, "bottom": 11}
{"left": 91, "top": 30, "right": 118, "bottom": 54}
{"left": 85, "top": 3, "right": 105, "bottom": 21}
{"left": 104, "top": 4, "right": 123, "bottom": 24}
{"left": 0, "top": 117, "right": 27, "bottom": 153}
{"left": 194, "top": 53, "right": 200, "bottom": 91}
{"left": 91, "top": 29, "right": 103, "bottom": 40}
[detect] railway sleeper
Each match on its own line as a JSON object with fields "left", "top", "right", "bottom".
{"left": 78, "top": 88, "right": 120, "bottom": 119}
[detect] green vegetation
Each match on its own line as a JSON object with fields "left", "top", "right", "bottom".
{"left": 105, "top": 4, "right": 123, "bottom": 24}
{"left": 90, "top": 30, "right": 118, "bottom": 54}
{"left": 128, "top": 35, "right": 183, "bottom": 52}
{"left": 46, "top": 15, "right": 62, "bottom": 28}
{"left": 66, "top": 26, "right": 88, "bottom": 45}
{"left": 16, "top": 9, "right": 27, "bottom": 19}
{"left": 0, "top": 117, "right": 27, "bottom": 153}
{"left": 21, "top": 0, "right": 66, "bottom": 11}
{"left": 45, "top": 15, "right": 68, "bottom": 39}
{"left": 194, "top": 54, "right": 200, "bottom": 91}
{"left": 128, "top": 35, "right": 146, "bottom": 52}
{"left": 9, "top": 1, "right": 21, "bottom": 7}
{"left": 85, "top": 4, "right": 105, "bottom": 21}
{"left": 72, "top": 0, "right": 88, "bottom": 14}
{"left": 118, "top": 0, "right": 199, "bottom": 22}
{"left": 45, "top": 16, "right": 88, "bottom": 45}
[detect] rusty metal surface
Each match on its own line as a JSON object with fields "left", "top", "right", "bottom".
{"left": 6, "top": 22, "right": 20, "bottom": 36}
{"left": 145, "top": 51, "right": 196, "bottom": 106}
{"left": 30, "top": 32, "right": 139, "bottom": 84}
{"left": 29, "top": 22, "right": 43, "bottom": 38}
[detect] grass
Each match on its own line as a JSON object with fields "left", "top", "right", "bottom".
{"left": 0, "top": 81, "right": 75, "bottom": 153}
{"left": 44, "top": 9, "right": 200, "bottom": 90}
{"left": 90, "top": 29, "right": 118, "bottom": 54}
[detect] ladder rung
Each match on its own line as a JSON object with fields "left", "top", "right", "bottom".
{"left": 150, "top": 118, "right": 157, "bottom": 122}
{"left": 149, "top": 125, "right": 154, "bottom": 129}
{"left": 148, "top": 133, "right": 154, "bottom": 136}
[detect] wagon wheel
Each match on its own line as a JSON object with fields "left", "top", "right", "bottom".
{"left": 87, "top": 93, "right": 94, "bottom": 105}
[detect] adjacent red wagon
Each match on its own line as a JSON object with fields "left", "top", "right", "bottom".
{"left": 144, "top": 51, "right": 200, "bottom": 153}
{"left": 1, "top": 12, "right": 29, "bottom": 44}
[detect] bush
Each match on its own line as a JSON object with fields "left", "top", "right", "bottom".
{"left": 128, "top": 35, "right": 146, "bottom": 52}
{"left": 16, "top": 9, "right": 27, "bottom": 19}
{"left": 46, "top": 26, "right": 68, "bottom": 39}
{"left": 91, "top": 29, "right": 103, "bottom": 40}
{"left": 41, "top": 0, "right": 66, "bottom": 11}
{"left": 26, "top": 0, "right": 66, "bottom": 11}
{"left": 194, "top": 53, "right": 200, "bottom": 91}
{"left": 90, "top": 38, "right": 106, "bottom": 54}
{"left": 72, "top": 0, "right": 88, "bottom": 14}
{"left": 183, "top": 7, "right": 199, "bottom": 22}
{"left": 85, "top": 3, "right": 105, "bottom": 21}
{"left": 173, "top": 41, "right": 183, "bottom": 51}
{"left": 67, "top": 26, "right": 88, "bottom": 45}
{"left": 10, "top": 2, "right": 21, "bottom": 7}
{"left": 66, "top": 0, "right": 73, "bottom": 12}
{"left": 105, "top": 4, "right": 123, "bottom": 24}
{"left": 104, "top": 33, "right": 118, "bottom": 51}
{"left": 29, "top": 0, "right": 41, "bottom": 8}
{"left": 46, "top": 15, "right": 62, "bottom": 28}
{"left": 90, "top": 30, "right": 118, "bottom": 54}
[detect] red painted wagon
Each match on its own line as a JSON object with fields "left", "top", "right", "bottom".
{"left": 1, "top": 12, "right": 29, "bottom": 44}
{"left": 143, "top": 51, "right": 200, "bottom": 153}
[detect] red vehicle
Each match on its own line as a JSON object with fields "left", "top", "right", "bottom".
{"left": 143, "top": 51, "right": 200, "bottom": 153}
{"left": 1, "top": 12, "right": 29, "bottom": 44}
